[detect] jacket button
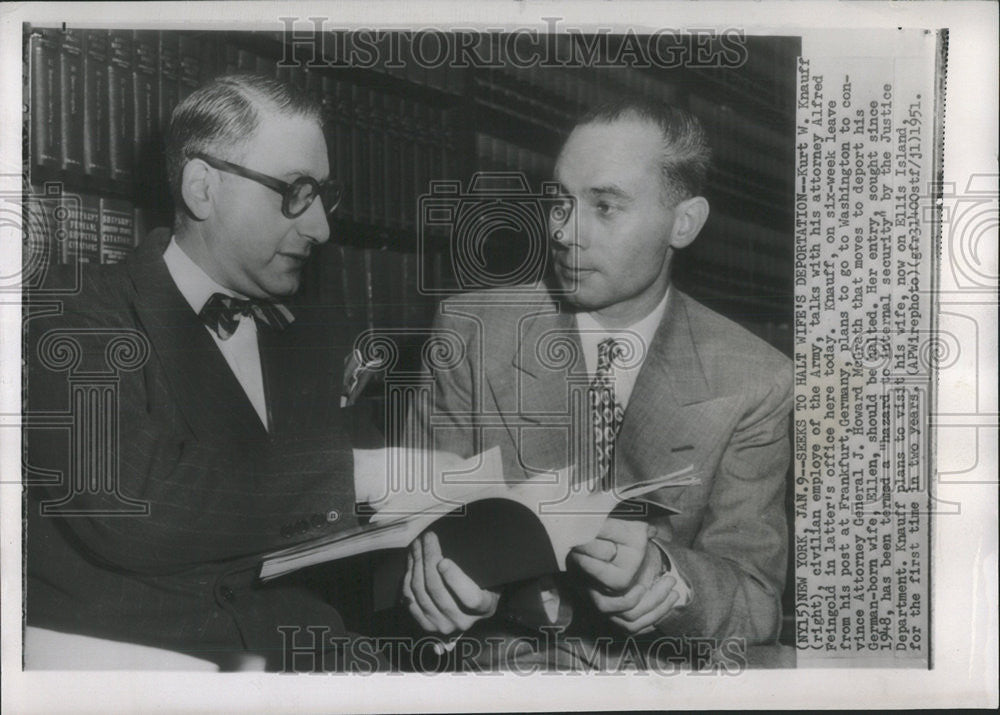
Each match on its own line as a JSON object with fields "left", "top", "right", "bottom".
{"left": 310, "top": 513, "right": 325, "bottom": 529}
{"left": 280, "top": 524, "right": 294, "bottom": 539}
{"left": 220, "top": 586, "right": 235, "bottom": 602}
{"left": 327, "top": 510, "right": 339, "bottom": 523}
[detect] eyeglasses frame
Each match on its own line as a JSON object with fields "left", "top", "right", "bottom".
{"left": 190, "top": 152, "right": 343, "bottom": 219}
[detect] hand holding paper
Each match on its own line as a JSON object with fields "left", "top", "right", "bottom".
{"left": 570, "top": 519, "right": 682, "bottom": 634}
{"left": 402, "top": 532, "right": 500, "bottom": 636}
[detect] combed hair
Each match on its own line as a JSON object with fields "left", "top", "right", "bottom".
{"left": 578, "top": 97, "right": 712, "bottom": 203}
{"left": 165, "top": 73, "right": 324, "bottom": 207}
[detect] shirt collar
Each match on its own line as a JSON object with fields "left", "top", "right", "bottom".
{"left": 575, "top": 285, "right": 671, "bottom": 347}
{"left": 163, "top": 236, "right": 247, "bottom": 315}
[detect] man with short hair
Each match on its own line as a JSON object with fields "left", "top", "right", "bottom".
{"left": 24, "top": 74, "right": 366, "bottom": 670}
{"left": 404, "top": 98, "right": 793, "bottom": 668}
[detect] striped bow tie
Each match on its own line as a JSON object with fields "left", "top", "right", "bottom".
{"left": 198, "top": 292, "right": 295, "bottom": 340}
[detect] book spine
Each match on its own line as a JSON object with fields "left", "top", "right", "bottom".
{"left": 157, "top": 32, "right": 180, "bottom": 131}
{"left": 411, "top": 103, "right": 427, "bottom": 218}
{"left": 177, "top": 34, "right": 201, "bottom": 100}
{"left": 83, "top": 30, "right": 110, "bottom": 180}
{"left": 133, "top": 205, "right": 147, "bottom": 248}
{"left": 350, "top": 84, "right": 370, "bottom": 225}
{"left": 368, "top": 89, "right": 385, "bottom": 229}
{"left": 59, "top": 29, "right": 85, "bottom": 178}
{"left": 255, "top": 54, "right": 276, "bottom": 78}
{"left": 99, "top": 196, "right": 136, "bottom": 264}
{"left": 329, "top": 78, "right": 353, "bottom": 221}
{"left": 107, "top": 30, "right": 134, "bottom": 185}
{"left": 341, "top": 244, "right": 368, "bottom": 331}
{"left": 61, "top": 192, "right": 101, "bottom": 265}
{"left": 361, "top": 247, "right": 376, "bottom": 333}
{"left": 24, "top": 183, "right": 56, "bottom": 277}
{"left": 398, "top": 97, "right": 416, "bottom": 231}
{"left": 382, "top": 92, "right": 400, "bottom": 231}
{"left": 29, "top": 30, "right": 60, "bottom": 172}
{"left": 222, "top": 43, "right": 239, "bottom": 74}
{"left": 132, "top": 31, "right": 159, "bottom": 167}
{"left": 237, "top": 48, "right": 257, "bottom": 72}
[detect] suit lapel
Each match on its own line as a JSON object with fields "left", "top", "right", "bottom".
{"left": 127, "top": 229, "right": 268, "bottom": 443}
{"left": 484, "top": 296, "right": 591, "bottom": 478}
{"left": 614, "top": 291, "right": 713, "bottom": 491}
{"left": 508, "top": 301, "right": 587, "bottom": 421}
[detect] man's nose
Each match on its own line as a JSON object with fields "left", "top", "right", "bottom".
{"left": 298, "top": 196, "right": 331, "bottom": 245}
{"left": 550, "top": 211, "right": 583, "bottom": 249}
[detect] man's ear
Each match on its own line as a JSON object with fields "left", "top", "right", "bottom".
{"left": 180, "top": 158, "right": 215, "bottom": 221}
{"left": 667, "top": 196, "right": 710, "bottom": 250}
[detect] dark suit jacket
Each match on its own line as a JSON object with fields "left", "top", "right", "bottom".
{"left": 411, "top": 286, "right": 793, "bottom": 644}
{"left": 24, "top": 228, "right": 364, "bottom": 667}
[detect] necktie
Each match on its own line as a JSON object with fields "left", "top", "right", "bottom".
{"left": 590, "top": 338, "right": 625, "bottom": 491}
{"left": 198, "top": 292, "right": 294, "bottom": 340}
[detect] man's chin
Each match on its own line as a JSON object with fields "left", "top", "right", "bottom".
{"left": 259, "top": 277, "right": 300, "bottom": 301}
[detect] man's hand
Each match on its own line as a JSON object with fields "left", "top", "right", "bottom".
{"left": 402, "top": 531, "right": 500, "bottom": 635}
{"left": 569, "top": 518, "right": 681, "bottom": 634}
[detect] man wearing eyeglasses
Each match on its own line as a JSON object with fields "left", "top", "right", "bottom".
{"left": 24, "top": 74, "right": 370, "bottom": 671}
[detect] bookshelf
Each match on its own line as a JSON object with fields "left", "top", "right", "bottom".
{"left": 23, "top": 26, "right": 801, "bottom": 645}
{"left": 24, "top": 27, "right": 796, "bottom": 354}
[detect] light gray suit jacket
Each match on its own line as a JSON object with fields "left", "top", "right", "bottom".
{"left": 410, "top": 285, "right": 793, "bottom": 644}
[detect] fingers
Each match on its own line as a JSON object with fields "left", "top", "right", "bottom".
{"left": 588, "top": 573, "right": 677, "bottom": 617}
{"left": 611, "top": 588, "right": 681, "bottom": 634}
{"left": 403, "top": 552, "right": 436, "bottom": 633}
{"left": 419, "top": 533, "right": 474, "bottom": 631}
{"left": 570, "top": 537, "right": 618, "bottom": 562}
{"left": 595, "top": 518, "right": 649, "bottom": 549}
{"left": 408, "top": 536, "right": 455, "bottom": 633}
{"left": 569, "top": 543, "right": 645, "bottom": 592}
{"left": 404, "top": 532, "right": 497, "bottom": 635}
{"left": 438, "top": 558, "right": 498, "bottom": 616}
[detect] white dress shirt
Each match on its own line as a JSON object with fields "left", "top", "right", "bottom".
{"left": 558, "top": 286, "right": 692, "bottom": 618}
{"left": 575, "top": 287, "right": 671, "bottom": 412}
{"left": 163, "top": 237, "right": 269, "bottom": 430}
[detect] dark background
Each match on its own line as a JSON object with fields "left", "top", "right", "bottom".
{"left": 24, "top": 28, "right": 799, "bottom": 645}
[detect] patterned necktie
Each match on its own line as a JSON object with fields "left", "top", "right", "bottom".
{"left": 590, "top": 338, "right": 625, "bottom": 491}
{"left": 198, "top": 292, "right": 294, "bottom": 340}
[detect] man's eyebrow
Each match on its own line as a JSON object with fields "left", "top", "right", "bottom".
{"left": 587, "top": 184, "right": 631, "bottom": 200}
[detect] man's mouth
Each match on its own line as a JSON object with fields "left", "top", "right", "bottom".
{"left": 553, "top": 258, "right": 593, "bottom": 275}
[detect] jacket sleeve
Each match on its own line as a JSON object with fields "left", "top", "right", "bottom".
{"left": 651, "top": 368, "right": 793, "bottom": 644}
{"left": 24, "top": 294, "right": 358, "bottom": 576}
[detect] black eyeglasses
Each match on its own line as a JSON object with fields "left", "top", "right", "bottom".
{"left": 191, "top": 152, "right": 344, "bottom": 219}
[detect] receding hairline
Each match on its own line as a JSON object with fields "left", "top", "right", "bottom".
{"left": 559, "top": 107, "right": 708, "bottom": 204}
{"left": 555, "top": 116, "right": 676, "bottom": 183}
{"left": 204, "top": 93, "right": 323, "bottom": 163}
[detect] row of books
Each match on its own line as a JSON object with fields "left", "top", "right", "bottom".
{"left": 303, "top": 238, "right": 457, "bottom": 334}
{"left": 314, "top": 79, "right": 460, "bottom": 231}
{"left": 700, "top": 212, "right": 793, "bottom": 285}
{"left": 473, "top": 63, "right": 679, "bottom": 138}
{"left": 27, "top": 28, "right": 194, "bottom": 189}
{"left": 688, "top": 94, "right": 790, "bottom": 188}
{"left": 26, "top": 184, "right": 138, "bottom": 266}
{"left": 685, "top": 38, "right": 800, "bottom": 122}
{"left": 474, "top": 132, "right": 555, "bottom": 183}
{"left": 27, "top": 28, "right": 463, "bottom": 235}
{"left": 260, "top": 28, "right": 468, "bottom": 95}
